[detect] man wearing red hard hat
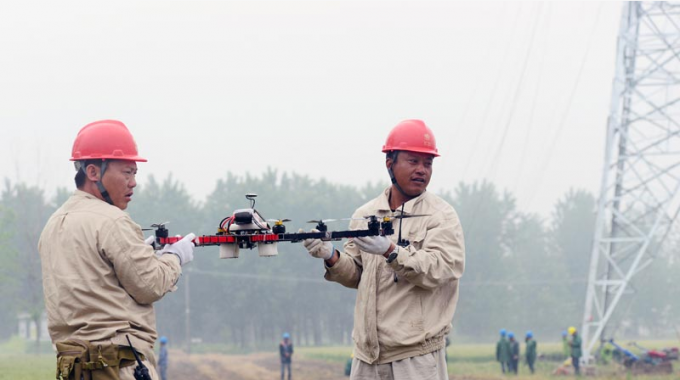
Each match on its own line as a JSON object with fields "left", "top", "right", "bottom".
{"left": 303, "top": 120, "right": 465, "bottom": 379}
{"left": 39, "top": 120, "right": 195, "bottom": 380}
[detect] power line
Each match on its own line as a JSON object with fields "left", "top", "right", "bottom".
{"left": 464, "top": 3, "right": 543, "bottom": 236}
{"left": 450, "top": 2, "right": 510, "bottom": 145}
{"left": 485, "top": 2, "right": 544, "bottom": 182}
{"left": 511, "top": 3, "right": 551, "bottom": 195}
{"left": 460, "top": 4, "right": 523, "bottom": 181}
{"left": 523, "top": 3, "right": 603, "bottom": 211}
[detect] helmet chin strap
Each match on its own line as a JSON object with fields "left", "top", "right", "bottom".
{"left": 387, "top": 151, "right": 409, "bottom": 199}
{"left": 95, "top": 160, "right": 115, "bottom": 206}
{"left": 80, "top": 160, "right": 114, "bottom": 206}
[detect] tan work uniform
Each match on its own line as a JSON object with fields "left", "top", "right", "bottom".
{"left": 325, "top": 188, "right": 465, "bottom": 379}
{"left": 39, "top": 190, "right": 182, "bottom": 379}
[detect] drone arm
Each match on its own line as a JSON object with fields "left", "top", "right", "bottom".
{"left": 387, "top": 210, "right": 464, "bottom": 290}
{"left": 323, "top": 217, "right": 366, "bottom": 288}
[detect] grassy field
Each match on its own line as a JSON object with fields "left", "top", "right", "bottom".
{"left": 297, "top": 340, "right": 680, "bottom": 380}
{"left": 2, "top": 337, "right": 679, "bottom": 380}
{"left": 0, "top": 354, "right": 54, "bottom": 380}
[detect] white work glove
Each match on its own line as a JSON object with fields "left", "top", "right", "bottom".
{"left": 353, "top": 235, "right": 393, "bottom": 256}
{"left": 159, "top": 233, "right": 196, "bottom": 265}
{"left": 301, "top": 229, "right": 334, "bottom": 260}
{"left": 144, "top": 235, "right": 163, "bottom": 257}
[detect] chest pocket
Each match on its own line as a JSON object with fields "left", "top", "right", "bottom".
{"left": 407, "top": 229, "right": 428, "bottom": 252}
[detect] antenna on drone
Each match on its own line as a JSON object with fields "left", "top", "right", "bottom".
{"left": 246, "top": 193, "right": 257, "bottom": 209}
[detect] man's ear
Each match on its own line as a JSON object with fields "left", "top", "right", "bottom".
{"left": 386, "top": 157, "right": 394, "bottom": 171}
{"left": 85, "top": 164, "right": 100, "bottom": 182}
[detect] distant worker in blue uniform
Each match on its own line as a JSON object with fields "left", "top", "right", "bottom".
{"left": 508, "top": 332, "right": 520, "bottom": 374}
{"left": 496, "top": 329, "right": 511, "bottom": 374}
{"left": 280, "top": 332, "right": 294, "bottom": 380}
{"left": 158, "top": 336, "right": 169, "bottom": 380}
{"left": 525, "top": 331, "right": 537, "bottom": 374}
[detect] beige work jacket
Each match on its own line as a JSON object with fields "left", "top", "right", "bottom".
{"left": 325, "top": 188, "right": 465, "bottom": 364}
{"left": 38, "top": 190, "right": 181, "bottom": 357}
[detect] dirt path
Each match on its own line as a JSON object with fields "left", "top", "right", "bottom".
{"left": 168, "top": 350, "right": 347, "bottom": 380}
{"left": 166, "top": 350, "right": 500, "bottom": 380}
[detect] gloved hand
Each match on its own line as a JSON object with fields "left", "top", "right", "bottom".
{"left": 353, "top": 235, "right": 394, "bottom": 256}
{"left": 144, "top": 235, "right": 156, "bottom": 246}
{"left": 159, "top": 233, "right": 196, "bottom": 265}
{"left": 301, "top": 229, "right": 334, "bottom": 260}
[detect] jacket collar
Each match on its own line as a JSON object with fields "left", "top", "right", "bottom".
{"left": 74, "top": 189, "right": 99, "bottom": 200}
{"left": 74, "top": 189, "right": 114, "bottom": 208}
{"left": 376, "top": 187, "right": 429, "bottom": 214}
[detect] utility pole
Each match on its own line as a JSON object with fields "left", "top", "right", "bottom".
{"left": 582, "top": 2, "right": 680, "bottom": 362}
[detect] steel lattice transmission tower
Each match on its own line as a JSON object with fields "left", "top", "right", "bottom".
{"left": 582, "top": 1, "right": 680, "bottom": 361}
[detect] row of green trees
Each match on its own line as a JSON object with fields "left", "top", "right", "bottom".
{"left": 0, "top": 171, "right": 678, "bottom": 350}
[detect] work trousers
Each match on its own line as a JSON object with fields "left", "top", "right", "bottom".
{"left": 509, "top": 359, "right": 519, "bottom": 374}
{"left": 350, "top": 348, "right": 448, "bottom": 380}
{"left": 527, "top": 358, "right": 535, "bottom": 374}
{"left": 500, "top": 362, "right": 507, "bottom": 373}
{"left": 571, "top": 356, "right": 580, "bottom": 375}
{"left": 281, "top": 361, "right": 292, "bottom": 380}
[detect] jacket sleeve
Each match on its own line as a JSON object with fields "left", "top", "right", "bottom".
{"left": 388, "top": 208, "right": 465, "bottom": 290}
{"left": 101, "top": 215, "right": 182, "bottom": 304}
{"left": 323, "top": 215, "right": 366, "bottom": 288}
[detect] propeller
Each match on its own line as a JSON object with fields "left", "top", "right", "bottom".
{"left": 388, "top": 214, "right": 430, "bottom": 220}
{"left": 266, "top": 218, "right": 292, "bottom": 225}
{"left": 306, "top": 218, "right": 365, "bottom": 224}
{"left": 142, "top": 221, "right": 170, "bottom": 231}
{"left": 266, "top": 218, "right": 291, "bottom": 234}
{"left": 386, "top": 212, "right": 429, "bottom": 248}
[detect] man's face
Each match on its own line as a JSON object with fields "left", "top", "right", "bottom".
{"left": 99, "top": 160, "right": 138, "bottom": 210}
{"left": 387, "top": 151, "right": 434, "bottom": 197}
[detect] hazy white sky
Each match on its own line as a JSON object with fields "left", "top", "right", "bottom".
{"left": 0, "top": 1, "right": 622, "bottom": 216}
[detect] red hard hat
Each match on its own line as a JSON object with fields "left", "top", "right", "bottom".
{"left": 382, "top": 119, "right": 439, "bottom": 157}
{"left": 70, "top": 120, "right": 147, "bottom": 162}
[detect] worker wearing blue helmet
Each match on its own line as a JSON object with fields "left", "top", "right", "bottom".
{"left": 496, "top": 329, "right": 511, "bottom": 373}
{"left": 525, "top": 331, "right": 537, "bottom": 374}
{"left": 158, "top": 336, "right": 169, "bottom": 380}
{"left": 508, "top": 332, "right": 519, "bottom": 374}
{"left": 279, "top": 332, "right": 294, "bottom": 380}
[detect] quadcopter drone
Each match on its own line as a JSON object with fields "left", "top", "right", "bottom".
{"left": 148, "top": 194, "right": 426, "bottom": 259}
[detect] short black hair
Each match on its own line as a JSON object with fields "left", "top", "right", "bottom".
{"left": 386, "top": 151, "right": 400, "bottom": 162}
{"left": 75, "top": 160, "right": 102, "bottom": 188}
